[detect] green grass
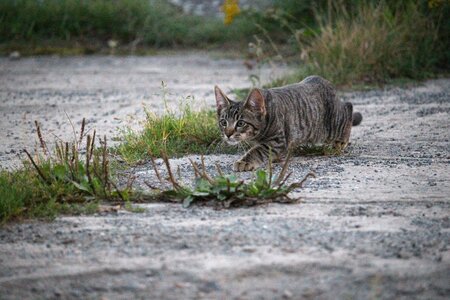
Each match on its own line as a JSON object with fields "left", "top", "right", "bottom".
{"left": 0, "top": 170, "right": 32, "bottom": 223}
{"left": 117, "top": 90, "right": 236, "bottom": 164}
{"left": 0, "top": 0, "right": 321, "bottom": 54}
{"left": 0, "top": 0, "right": 260, "bottom": 54}
{"left": 117, "top": 109, "right": 219, "bottom": 163}
{"left": 0, "top": 166, "right": 103, "bottom": 223}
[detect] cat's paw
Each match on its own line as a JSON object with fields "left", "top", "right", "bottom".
{"left": 233, "top": 160, "right": 259, "bottom": 172}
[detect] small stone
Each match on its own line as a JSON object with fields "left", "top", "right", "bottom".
{"left": 282, "top": 290, "right": 293, "bottom": 299}
{"left": 9, "top": 51, "right": 21, "bottom": 60}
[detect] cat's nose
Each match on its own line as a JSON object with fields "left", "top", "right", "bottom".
{"left": 224, "top": 128, "right": 234, "bottom": 138}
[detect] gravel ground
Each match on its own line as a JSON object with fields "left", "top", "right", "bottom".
{"left": 0, "top": 54, "right": 449, "bottom": 299}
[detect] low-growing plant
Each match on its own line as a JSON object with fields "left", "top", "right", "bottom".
{"left": 147, "top": 152, "right": 315, "bottom": 208}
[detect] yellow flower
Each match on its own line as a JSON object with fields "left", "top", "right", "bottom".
{"left": 222, "top": 0, "right": 241, "bottom": 25}
{"left": 428, "top": 0, "right": 446, "bottom": 8}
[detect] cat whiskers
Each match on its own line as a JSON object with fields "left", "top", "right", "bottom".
{"left": 237, "top": 140, "right": 252, "bottom": 152}
{"left": 207, "top": 137, "right": 252, "bottom": 155}
{"left": 211, "top": 139, "right": 227, "bottom": 153}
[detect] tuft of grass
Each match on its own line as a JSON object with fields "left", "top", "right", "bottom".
{"left": 0, "top": 170, "right": 32, "bottom": 223}
{"left": 147, "top": 153, "right": 315, "bottom": 208}
{"left": 292, "top": 1, "right": 447, "bottom": 85}
{"left": 117, "top": 88, "right": 236, "bottom": 164}
{"left": 118, "top": 109, "right": 219, "bottom": 163}
{"left": 245, "top": 1, "right": 449, "bottom": 87}
{"left": 0, "top": 118, "right": 132, "bottom": 224}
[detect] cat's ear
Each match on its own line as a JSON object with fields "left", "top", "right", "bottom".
{"left": 244, "top": 88, "right": 266, "bottom": 115}
{"left": 214, "top": 85, "right": 230, "bottom": 114}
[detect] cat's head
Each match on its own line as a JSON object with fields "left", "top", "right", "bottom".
{"left": 214, "top": 86, "right": 266, "bottom": 145}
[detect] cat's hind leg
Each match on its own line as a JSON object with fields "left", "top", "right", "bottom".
{"left": 333, "top": 102, "right": 353, "bottom": 151}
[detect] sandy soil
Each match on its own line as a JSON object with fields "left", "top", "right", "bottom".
{"left": 0, "top": 54, "right": 449, "bottom": 299}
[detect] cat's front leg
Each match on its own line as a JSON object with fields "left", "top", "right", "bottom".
{"left": 233, "top": 157, "right": 261, "bottom": 172}
{"left": 233, "top": 143, "right": 284, "bottom": 172}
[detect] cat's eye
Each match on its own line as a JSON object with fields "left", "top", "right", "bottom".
{"left": 219, "top": 119, "right": 227, "bottom": 127}
{"left": 236, "top": 120, "right": 246, "bottom": 127}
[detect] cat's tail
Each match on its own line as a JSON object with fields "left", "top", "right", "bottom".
{"left": 352, "top": 112, "right": 363, "bottom": 126}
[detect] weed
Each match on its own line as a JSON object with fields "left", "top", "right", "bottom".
{"left": 147, "top": 153, "right": 315, "bottom": 208}
{"left": 26, "top": 119, "right": 131, "bottom": 201}
{"left": 0, "top": 118, "right": 132, "bottom": 223}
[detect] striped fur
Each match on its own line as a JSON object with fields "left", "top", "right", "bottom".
{"left": 215, "top": 76, "right": 362, "bottom": 171}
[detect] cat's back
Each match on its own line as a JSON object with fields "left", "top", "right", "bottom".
{"left": 265, "top": 75, "right": 337, "bottom": 107}
{"left": 298, "top": 75, "right": 336, "bottom": 94}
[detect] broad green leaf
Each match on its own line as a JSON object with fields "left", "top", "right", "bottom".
{"left": 192, "top": 191, "right": 210, "bottom": 197}
{"left": 71, "top": 181, "right": 92, "bottom": 194}
{"left": 217, "top": 193, "right": 228, "bottom": 201}
{"left": 194, "top": 178, "right": 212, "bottom": 192}
{"left": 53, "top": 165, "right": 67, "bottom": 181}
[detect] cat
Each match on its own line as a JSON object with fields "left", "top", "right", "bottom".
{"left": 214, "top": 75, "right": 362, "bottom": 171}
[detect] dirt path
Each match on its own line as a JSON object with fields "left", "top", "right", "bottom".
{"left": 0, "top": 54, "right": 449, "bottom": 299}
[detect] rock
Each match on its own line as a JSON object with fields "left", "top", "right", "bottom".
{"left": 9, "top": 51, "right": 21, "bottom": 60}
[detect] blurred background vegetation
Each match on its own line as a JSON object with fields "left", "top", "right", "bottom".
{"left": 0, "top": 0, "right": 449, "bottom": 85}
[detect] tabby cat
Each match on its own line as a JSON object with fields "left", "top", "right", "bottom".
{"left": 215, "top": 75, "right": 362, "bottom": 171}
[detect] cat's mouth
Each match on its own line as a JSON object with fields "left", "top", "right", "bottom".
{"left": 224, "top": 136, "right": 241, "bottom": 146}
{"left": 225, "top": 139, "right": 240, "bottom": 146}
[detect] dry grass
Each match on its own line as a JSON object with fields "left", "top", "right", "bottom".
{"left": 298, "top": 2, "right": 441, "bottom": 85}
